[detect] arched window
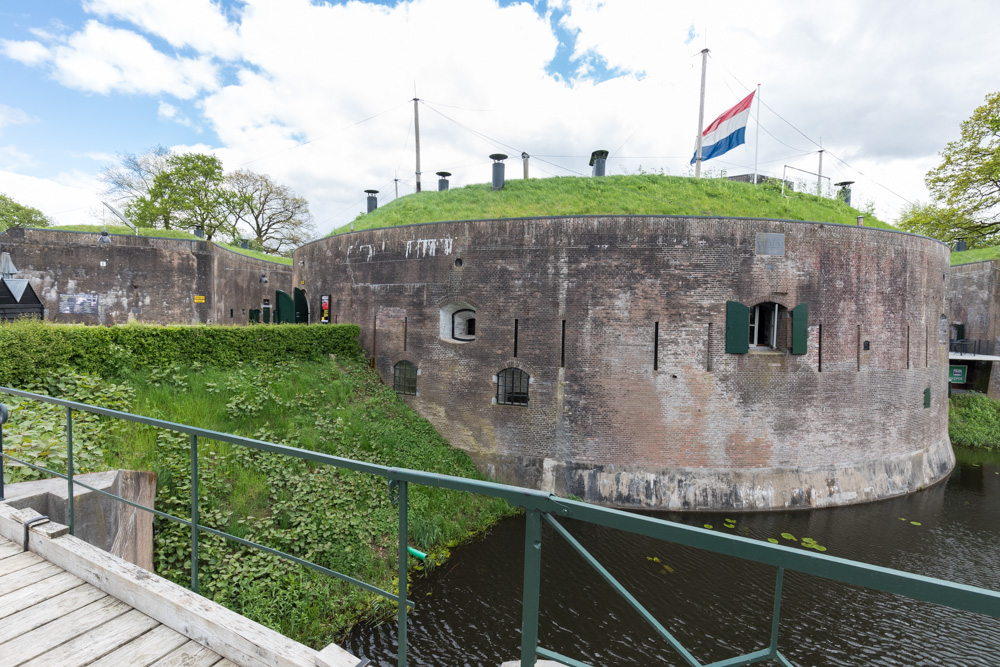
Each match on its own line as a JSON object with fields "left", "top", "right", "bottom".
{"left": 440, "top": 301, "right": 477, "bottom": 342}
{"left": 394, "top": 361, "right": 417, "bottom": 395}
{"left": 497, "top": 368, "right": 529, "bottom": 406}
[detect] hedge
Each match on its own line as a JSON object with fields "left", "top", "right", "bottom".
{"left": 0, "top": 320, "right": 362, "bottom": 387}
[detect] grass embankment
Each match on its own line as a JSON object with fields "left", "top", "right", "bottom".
{"left": 45, "top": 224, "right": 293, "bottom": 265}
{"left": 1, "top": 323, "right": 513, "bottom": 648}
{"left": 949, "top": 393, "right": 1000, "bottom": 449}
{"left": 330, "top": 174, "right": 894, "bottom": 235}
{"left": 950, "top": 246, "right": 1000, "bottom": 266}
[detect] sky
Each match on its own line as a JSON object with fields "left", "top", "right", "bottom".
{"left": 1, "top": 0, "right": 997, "bottom": 237}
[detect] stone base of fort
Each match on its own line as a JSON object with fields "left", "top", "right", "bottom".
{"left": 476, "top": 437, "right": 956, "bottom": 511}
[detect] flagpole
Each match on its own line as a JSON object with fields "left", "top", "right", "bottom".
{"left": 753, "top": 84, "right": 761, "bottom": 185}
{"left": 694, "top": 48, "right": 709, "bottom": 178}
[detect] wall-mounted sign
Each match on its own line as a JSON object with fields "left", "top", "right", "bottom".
{"left": 193, "top": 295, "right": 206, "bottom": 303}
{"left": 755, "top": 233, "right": 785, "bottom": 256}
{"left": 58, "top": 293, "right": 98, "bottom": 315}
{"left": 321, "top": 294, "right": 331, "bottom": 324}
{"left": 949, "top": 365, "right": 968, "bottom": 383}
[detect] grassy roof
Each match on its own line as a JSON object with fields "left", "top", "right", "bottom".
{"left": 330, "top": 174, "right": 896, "bottom": 235}
{"left": 44, "top": 225, "right": 293, "bottom": 265}
{"left": 950, "top": 246, "right": 1000, "bottom": 266}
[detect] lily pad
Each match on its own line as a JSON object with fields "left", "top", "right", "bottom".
{"left": 780, "top": 532, "right": 797, "bottom": 541}
{"left": 767, "top": 538, "right": 779, "bottom": 544}
{"left": 910, "top": 521, "right": 922, "bottom": 526}
{"left": 704, "top": 524, "right": 713, "bottom": 529}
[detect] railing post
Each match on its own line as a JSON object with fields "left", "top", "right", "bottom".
{"left": 191, "top": 433, "right": 199, "bottom": 593}
{"left": 397, "top": 479, "right": 409, "bottom": 667}
{"left": 769, "top": 567, "right": 785, "bottom": 658}
{"left": 0, "top": 405, "right": 5, "bottom": 502}
{"left": 66, "top": 407, "right": 74, "bottom": 536}
{"left": 520, "top": 509, "right": 543, "bottom": 666}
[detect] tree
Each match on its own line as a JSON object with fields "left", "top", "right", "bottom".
{"left": 925, "top": 91, "right": 1000, "bottom": 243}
{"left": 129, "top": 153, "right": 231, "bottom": 240}
{"left": 99, "top": 145, "right": 170, "bottom": 205}
{"left": 223, "top": 170, "right": 314, "bottom": 253}
{"left": 0, "top": 193, "right": 51, "bottom": 232}
{"left": 896, "top": 202, "right": 983, "bottom": 247}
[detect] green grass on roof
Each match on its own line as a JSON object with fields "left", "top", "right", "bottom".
{"left": 329, "top": 174, "right": 896, "bottom": 235}
{"left": 45, "top": 224, "right": 293, "bottom": 265}
{"left": 950, "top": 246, "right": 1000, "bottom": 266}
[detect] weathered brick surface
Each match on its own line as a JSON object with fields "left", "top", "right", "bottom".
{"left": 299, "top": 215, "right": 954, "bottom": 510}
{"left": 0, "top": 228, "right": 291, "bottom": 325}
{"left": 948, "top": 260, "right": 1000, "bottom": 344}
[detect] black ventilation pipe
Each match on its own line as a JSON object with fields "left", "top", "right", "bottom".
{"left": 437, "top": 171, "right": 451, "bottom": 191}
{"left": 590, "top": 149, "right": 609, "bottom": 177}
{"left": 365, "top": 189, "right": 379, "bottom": 213}
{"left": 490, "top": 154, "right": 507, "bottom": 191}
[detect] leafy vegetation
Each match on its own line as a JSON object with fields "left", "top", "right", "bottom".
{"left": 0, "top": 193, "right": 51, "bottom": 232}
{"left": 949, "top": 393, "right": 1000, "bottom": 449}
{"left": 0, "top": 323, "right": 514, "bottom": 648}
{"left": 330, "top": 174, "right": 895, "bottom": 235}
{"left": 100, "top": 147, "right": 314, "bottom": 253}
{"left": 925, "top": 91, "right": 1000, "bottom": 246}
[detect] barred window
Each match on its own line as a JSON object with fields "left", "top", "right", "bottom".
{"left": 497, "top": 368, "right": 529, "bottom": 406}
{"left": 394, "top": 361, "right": 417, "bottom": 395}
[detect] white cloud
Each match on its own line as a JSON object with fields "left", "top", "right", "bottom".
{"left": 0, "top": 105, "right": 32, "bottom": 135}
{"left": 0, "top": 39, "right": 50, "bottom": 66}
{"left": 0, "top": 169, "right": 101, "bottom": 226}
{"left": 0, "top": 145, "right": 38, "bottom": 170}
{"left": 83, "top": 0, "right": 242, "bottom": 60}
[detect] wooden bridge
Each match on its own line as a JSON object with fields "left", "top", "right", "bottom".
{"left": 0, "top": 504, "right": 360, "bottom": 667}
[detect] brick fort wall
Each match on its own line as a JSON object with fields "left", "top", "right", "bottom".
{"left": 297, "top": 215, "right": 953, "bottom": 510}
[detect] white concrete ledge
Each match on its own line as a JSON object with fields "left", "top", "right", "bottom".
{"left": 0, "top": 503, "right": 360, "bottom": 667}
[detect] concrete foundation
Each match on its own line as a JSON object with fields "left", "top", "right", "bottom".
{"left": 1, "top": 469, "right": 156, "bottom": 570}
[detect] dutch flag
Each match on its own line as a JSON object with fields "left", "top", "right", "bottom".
{"left": 691, "top": 91, "right": 755, "bottom": 164}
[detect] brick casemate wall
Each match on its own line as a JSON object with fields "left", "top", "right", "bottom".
{"left": 0, "top": 228, "right": 292, "bottom": 325}
{"left": 295, "top": 216, "right": 953, "bottom": 511}
{"left": 948, "top": 260, "right": 1000, "bottom": 344}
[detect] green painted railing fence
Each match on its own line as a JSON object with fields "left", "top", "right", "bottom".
{"left": 1, "top": 385, "right": 999, "bottom": 667}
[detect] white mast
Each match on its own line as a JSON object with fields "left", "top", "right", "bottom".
{"left": 753, "top": 84, "right": 761, "bottom": 185}
{"left": 694, "top": 48, "right": 709, "bottom": 178}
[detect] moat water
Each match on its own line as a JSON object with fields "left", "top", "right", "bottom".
{"left": 345, "top": 447, "right": 1000, "bottom": 666}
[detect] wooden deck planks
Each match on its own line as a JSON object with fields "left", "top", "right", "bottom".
{"left": 148, "top": 640, "right": 226, "bottom": 667}
{"left": 0, "top": 570, "right": 84, "bottom": 621}
{"left": 0, "top": 584, "right": 107, "bottom": 644}
{"left": 88, "top": 624, "right": 192, "bottom": 667}
{"left": 0, "top": 560, "right": 63, "bottom": 595}
{"left": 0, "top": 551, "right": 45, "bottom": 578}
{"left": 0, "top": 595, "right": 131, "bottom": 665}
{"left": 20, "top": 608, "right": 162, "bottom": 667}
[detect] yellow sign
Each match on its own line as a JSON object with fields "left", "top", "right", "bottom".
{"left": 193, "top": 295, "right": 206, "bottom": 303}
{"left": 300, "top": 279, "right": 305, "bottom": 285}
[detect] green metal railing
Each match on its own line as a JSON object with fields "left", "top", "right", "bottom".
{"left": 1, "top": 385, "right": 999, "bottom": 666}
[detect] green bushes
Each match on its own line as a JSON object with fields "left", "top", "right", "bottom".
{"left": 0, "top": 319, "right": 360, "bottom": 387}
{"left": 949, "top": 393, "right": 1000, "bottom": 449}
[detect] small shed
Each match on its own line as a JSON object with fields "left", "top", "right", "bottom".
{"left": 0, "top": 252, "right": 42, "bottom": 321}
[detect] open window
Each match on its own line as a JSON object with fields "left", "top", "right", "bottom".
{"left": 393, "top": 361, "right": 417, "bottom": 395}
{"left": 726, "top": 300, "right": 808, "bottom": 354}
{"left": 497, "top": 368, "right": 529, "bottom": 406}
{"left": 440, "top": 301, "right": 477, "bottom": 342}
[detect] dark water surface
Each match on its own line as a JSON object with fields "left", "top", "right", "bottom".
{"left": 346, "top": 447, "right": 1000, "bottom": 666}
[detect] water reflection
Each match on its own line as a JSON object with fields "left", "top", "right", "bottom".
{"left": 346, "top": 447, "right": 1000, "bottom": 666}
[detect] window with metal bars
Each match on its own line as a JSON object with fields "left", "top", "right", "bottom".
{"left": 393, "top": 361, "right": 417, "bottom": 395}
{"left": 497, "top": 368, "right": 529, "bottom": 406}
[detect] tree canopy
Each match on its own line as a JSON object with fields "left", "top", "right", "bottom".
{"left": 102, "top": 149, "right": 311, "bottom": 252}
{"left": 923, "top": 91, "right": 1000, "bottom": 244}
{"left": 0, "top": 193, "right": 51, "bottom": 232}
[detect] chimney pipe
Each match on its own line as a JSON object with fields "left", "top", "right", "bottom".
{"left": 956, "top": 239, "right": 967, "bottom": 252}
{"left": 590, "top": 149, "right": 609, "bottom": 177}
{"left": 835, "top": 180, "right": 855, "bottom": 207}
{"left": 856, "top": 216, "right": 864, "bottom": 226}
{"left": 522, "top": 152, "right": 530, "bottom": 179}
{"left": 365, "top": 189, "right": 379, "bottom": 213}
{"left": 490, "top": 154, "right": 508, "bottom": 190}
{"left": 436, "top": 171, "right": 451, "bottom": 191}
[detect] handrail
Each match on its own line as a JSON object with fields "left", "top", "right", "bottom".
{"left": 1, "top": 385, "right": 999, "bottom": 666}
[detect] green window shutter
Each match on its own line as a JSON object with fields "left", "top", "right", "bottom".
{"left": 956, "top": 323, "right": 965, "bottom": 340}
{"left": 725, "top": 301, "right": 750, "bottom": 354}
{"left": 923, "top": 387, "right": 931, "bottom": 409}
{"left": 791, "top": 303, "right": 808, "bottom": 355}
